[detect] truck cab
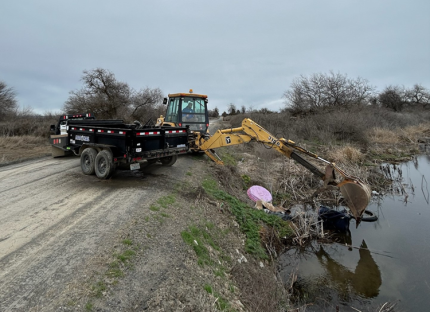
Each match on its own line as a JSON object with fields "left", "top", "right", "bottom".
{"left": 161, "top": 90, "right": 209, "bottom": 134}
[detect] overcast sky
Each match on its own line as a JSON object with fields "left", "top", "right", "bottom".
{"left": 1, "top": 0, "right": 429, "bottom": 115}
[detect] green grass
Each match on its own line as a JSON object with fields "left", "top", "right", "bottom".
{"left": 149, "top": 194, "right": 176, "bottom": 212}
{"left": 220, "top": 152, "right": 237, "bottom": 166}
{"left": 91, "top": 281, "right": 106, "bottom": 298}
{"left": 116, "top": 250, "right": 135, "bottom": 263}
{"left": 241, "top": 174, "right": 251, "bottom": 189}
{"left": 204, "top": 284, "right": 213, "bottom": 294}
{"left": 157, "top": 194, "right": 176, "bottom": 208}
{"left": 186, "top": 171, "right": 192, "bottom": 176}
{"left": 181, "top": 227, "right": 213, "bottom": 266}
{"left": 85, "top": 301, "right": 93, "bottom": 311}
{"left": 122, "top": 239, "right": 132, "bottom": 246}
{"left": 202, "top": 177, "right": 292, "bottom": 259}
{"left": 203, "top": 284, "right": 236, "bottom": 311}
{"left": 149, "top": 205, "right": 160, "bottom": 211}
{"left": 106, "top": 261, "right": 124, "bottom": 278}
{"left": 214, "top": 268, "right": 225, "bottom": 277}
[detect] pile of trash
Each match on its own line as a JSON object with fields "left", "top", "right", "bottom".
{"left": 247, "top": 185, "right": 353, "bottom": 231}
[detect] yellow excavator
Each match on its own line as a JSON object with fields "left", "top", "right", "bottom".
{"left": 156, "top": 90, "right": 371, "bottom": 223}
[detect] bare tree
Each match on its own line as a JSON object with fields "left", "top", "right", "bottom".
{"left": 63, "top": 69, "right": 163, "bottom": 122}
{"left": 208, "top": 107, "right": 219, "bottom": 118}
{"left": 378, "top": 86, "right": 404, "bottom": 111}
{"left": 0, "top": 80, "right": 18, "bottom": 120}
{"left": 405, "top": 84, "right": 430, "bottom": 106}
{"left": 227, "top": 103, "right": 237, "bottom": 115}
{"left": 283, "top": 72, "right": 375, "bottom": 114}
{"left": 130, "top": 87, "right": 163, "bottom": 121}
{"left": 64, "top": 68, "right": 131, "bottom": 119}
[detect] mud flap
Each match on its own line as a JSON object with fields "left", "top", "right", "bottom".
{"left": 51, "top": 146, "right": 69, "bottom": 158}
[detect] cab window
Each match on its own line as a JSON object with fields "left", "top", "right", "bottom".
{"left": 165, "top": 97, "right": 179, "bottom": 123}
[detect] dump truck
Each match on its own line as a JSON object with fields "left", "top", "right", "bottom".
{"left": 156, "top": 90, "right": 371, "bottom": 222}
{"left": 50, "top": 114, "right": 188, "bottom": 179}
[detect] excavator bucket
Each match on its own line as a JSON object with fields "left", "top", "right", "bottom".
{"left": 322, "top": 164, "right": 371, "bottom": 224}
{"left": 337, "top": 177, "right": 371, "bottom": 225}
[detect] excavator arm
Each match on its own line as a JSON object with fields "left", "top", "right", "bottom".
{"left": 195, "top": 118, "right": 370, "bottom": 222}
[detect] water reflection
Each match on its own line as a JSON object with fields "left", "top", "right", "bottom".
{"left": 316, "top": 240, "right": 382, "bottom": 298}
{"left": 282, "top": 155, "right": 430, "bottom": 311}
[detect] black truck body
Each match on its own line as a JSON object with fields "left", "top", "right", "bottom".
{"left": 50, "top": 115, "right": 189, "bottom": 179}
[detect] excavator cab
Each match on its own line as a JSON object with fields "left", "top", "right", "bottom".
{"left": 162, "top": 90, "right": 209, "bottom": 134}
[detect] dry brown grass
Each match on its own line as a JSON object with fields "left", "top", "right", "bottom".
{"left": 365, "top": 122, "right": 430, "bottom": 145}
{"left": 399, "top": 123, "right": 430, "bottom": 143}
{"left": 0, "top": 135, "right": 50, "bottom": 164}
{"left": 326, "top": 145, "right": 365, "bottom": 163}
{"left": 366, "top": 127, "right": 399, "bottom": 144}
{"left": 0, "top": 135, "right": 47, "bottom": 147}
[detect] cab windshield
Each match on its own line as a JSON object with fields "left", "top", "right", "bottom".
{"left": 165, "top": 96, "right": 208, "bottom": 132}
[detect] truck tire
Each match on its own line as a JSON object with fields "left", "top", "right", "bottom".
{"left": 95, "top": 150, "right": 115, "bottom": 179}
{"left": 160, "top": 154, "right": 178, "bottom": 166}
{"left": 81, "top": 148, "right": 98, "bottom": 175}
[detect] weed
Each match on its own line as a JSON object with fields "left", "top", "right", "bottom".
{"left": 204, "top": 284, "right": 235, "bottom": 311}
{"left": 204, "top": 284, "right": 213, "bottom": 294}
{"left": 229, "top": 284, "right": 235, "bottom": 293}
{"left": 186, "top": 171, "right": 192, "bottom": 176}
{"left": 66, "top": 300, "right": 76, "bottom": 306}
{"left": 85, "top": 301, "right": 93, "bottom": 311}
{"left": 218, "top": 151, "right": 237, "bottom": 166}
{"left": 149, "top": 205, "right": 160, "bottom": 212}
{"left": 92, "top": 281, "right": 106, "bottom": 298}
{"left": 215, "top": 294, "right": 229, "bottom": 310}
{"left": 122, "top": 239, "right": 132, "bottom": 246}
{"left": 160, "top": 212, "right": 170, "bottom": 218}
{"left": 157, "top": 194, "right": 175, "bottom": 208}
{"left": 181, "top": 226, "right": 218, "bottom": 266}
{"left": 116, "top": 250, "right": 135, "bottom": 263}
{"left": 106, "top": 267, "right": 124, "bottom": 278}
{"left": 153, "top": 214, "right": 165, "bottom": 224}
{"left": 241, "top": 174, "right": 251, "bottom": 188}
{"left": 214, "top": 267, "right": 225, "bottom": 277}
{"left": 205, "top": 221, "right": 215, "bottom": 230}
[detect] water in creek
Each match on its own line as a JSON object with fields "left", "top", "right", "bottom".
{"left": 278, "top": 154, "right": 430, "bottom": 311}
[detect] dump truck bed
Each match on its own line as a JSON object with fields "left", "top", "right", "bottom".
{"left": 51, "top": 119, "right": 189, "bottom": 161}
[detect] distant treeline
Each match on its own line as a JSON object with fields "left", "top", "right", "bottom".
{"left": 1, "top": 69, "right": 429, "bottom": 138}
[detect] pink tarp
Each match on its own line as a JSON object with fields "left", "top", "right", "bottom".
{"left": 247, "top": 185, "right": 272, "bottom": 203}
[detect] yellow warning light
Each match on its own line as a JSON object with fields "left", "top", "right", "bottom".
{"left": 189, "top": 89, "right": 193, "bottom": 93}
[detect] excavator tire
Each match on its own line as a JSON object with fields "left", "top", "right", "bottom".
{"left": 81, "top": 148, "right": 98, "bottom": 175}
{"left": 95, "top": 149, "right": 115, "bottom": 179}
{"left": 160, "top": 154, "right": 178, "bottom": 166}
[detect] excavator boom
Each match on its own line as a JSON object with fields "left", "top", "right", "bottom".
{"left": 195, "top": 118, "right": 370, "bottom": 221}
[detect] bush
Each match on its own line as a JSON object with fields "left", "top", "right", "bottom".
{"left": 225, "top": 106, "right": 430, "bottom": 147}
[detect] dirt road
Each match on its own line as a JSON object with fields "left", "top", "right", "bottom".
{"left": 0, "top": 154, "right": 210, "bottom": 311}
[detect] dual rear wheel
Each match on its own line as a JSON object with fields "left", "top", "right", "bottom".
{"left": 80, "top": 148, "right": 178, "bottom": 179}
{"left": 80, "top": 148, "right": 115, "bottom": 179}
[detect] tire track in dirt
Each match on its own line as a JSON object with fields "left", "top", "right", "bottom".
{"left": 0, "top": 156, "right": 174, "bottom": 311}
